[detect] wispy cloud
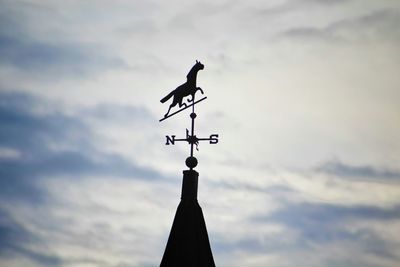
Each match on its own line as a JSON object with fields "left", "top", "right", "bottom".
{"left": 0, "top": 92, "right": 164, "bottom": 203}
{"left": 0, "top": 2, "right": 127, "bottom": 79}
{"left": 279, "top": 9, "right": 400, "bottom": 43}
{"left": 0, "top": 209, "right": 62, "bottom": 267}
{"left": 316, "top": 160, "right": 400, "bottom": 180}
{"left": 0, "top": 33, "right": 127, "bottom": 78}
{"left": 251, "top": 202, "right": 400, "bottom": 263}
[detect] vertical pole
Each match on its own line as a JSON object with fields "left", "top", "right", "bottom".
{"left": 190, "top": 94, "right": 195, "bottom": 157}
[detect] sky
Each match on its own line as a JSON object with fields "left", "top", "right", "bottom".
{"left": 1, "top": 0, "right": 400, "bottom": 266}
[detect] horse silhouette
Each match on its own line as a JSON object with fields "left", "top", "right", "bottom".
{"left": 161, "top": 60, "right": 205, "bottom": 118}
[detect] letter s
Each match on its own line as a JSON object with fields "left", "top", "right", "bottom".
{"left": 209, "top": 134, "right": 219, "bottom": 144}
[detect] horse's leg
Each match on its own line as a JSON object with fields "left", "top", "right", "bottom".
{"left": 178, "top": 97, "right": 187, "bottom": 108}
{"left": 187, "top": 87, "right": 204, "bottom": 103}
{"left": 164, "top": 105, "right": 172, "bottom": 117}
{"left": 164, "top": 96, "right": 178, "bottom": 117}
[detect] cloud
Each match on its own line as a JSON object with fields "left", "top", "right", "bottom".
{"left": 0, "top": 209, "right": 61, "bottom": 267}
{"left": 263, "top": 202, "right": 400, "bottom": 227}
{"left": 316, "top": 160, "right": 400, "bottom": 180}
{"left": 0, "top": 33, "right": 127, "bottom": 78}
{"left": 280, "top": 27, "right": 338, "bottom": 42}
{"left": 81, "top": 103, "right": 154, "bottom": 124}
{"left": 208, "top": 198, "right": 400, "bottom": 266}
{"left": 279, "top": 9, "right": 400, "bottom": 43}
{"left": 251, "top": 0, "right": 352, "bottom": 20}
{"left": 306, "top": 0, "right": 352, "bottom": 5}
{"left": 0, "top": 2, "right": 127, "bottom": 79}
{"left": 0, "top": 91, "right": 164, "bottom": 203}
{"left": 250, "top": 202, "right": 400, "bottom": 264}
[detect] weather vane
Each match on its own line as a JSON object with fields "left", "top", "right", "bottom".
{"left": 159, "top": 60, "right": 219, "bottom": 169}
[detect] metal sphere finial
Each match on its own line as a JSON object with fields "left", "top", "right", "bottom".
{"left": 185, "top": 156, "right": 198, "bottom": 169}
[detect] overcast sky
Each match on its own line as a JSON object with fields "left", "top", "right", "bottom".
{"left": 1, "top": 0, "right": 400, "bottom": 266}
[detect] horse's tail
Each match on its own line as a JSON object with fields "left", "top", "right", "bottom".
{"left": 160, "top": 90, "right": 174, "bottom": 103}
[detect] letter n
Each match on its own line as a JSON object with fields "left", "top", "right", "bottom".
{"left": 166, "top": 135, "right": 176, "bottom": 145}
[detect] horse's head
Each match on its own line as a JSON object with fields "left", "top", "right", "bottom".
{"left": 195, "top": 60, "right": 204, "bottom": 70}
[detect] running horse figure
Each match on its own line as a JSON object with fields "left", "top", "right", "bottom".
{"left": 160, "top": 60, "right": 205, "bottom": 118}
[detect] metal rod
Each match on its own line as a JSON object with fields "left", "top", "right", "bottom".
{"left": 190, "top": 94, "right": 195, "bottom": 157}
{"left": 159, "top": 96, "right": 207, "bottom": 122}
{"left": 196, "top": 138, "right": 213, "bottom": 141}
